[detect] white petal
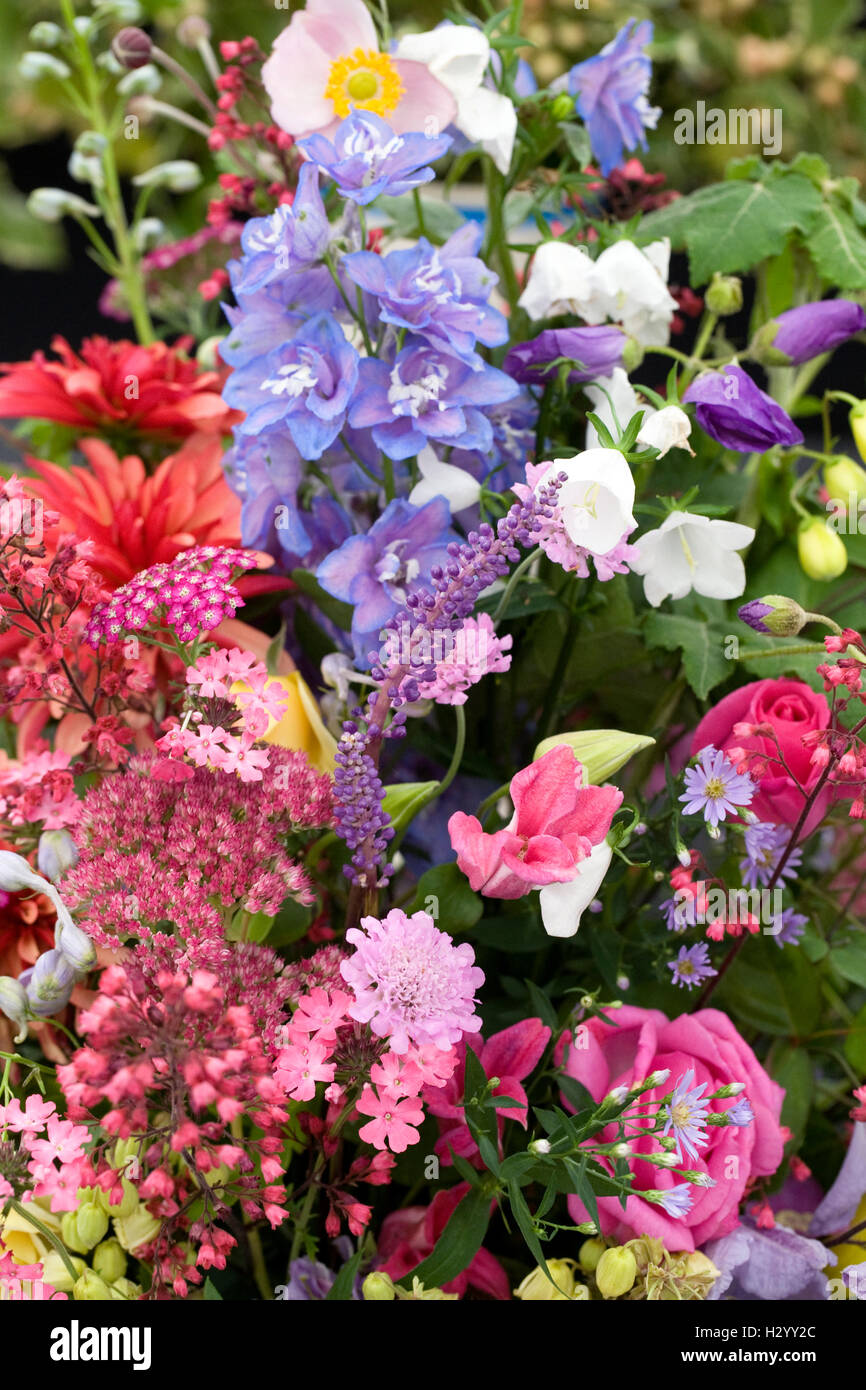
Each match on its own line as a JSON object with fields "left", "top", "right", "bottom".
{"left": 409, "top": 445, "right": 481, "bottom": 514}
{"left": 457, "top": 88, "right": 516, "bottom": 174}
{"left": 393, "top": 25, "right": 490, "bottom": 99}
{"left": 518, "top": 241, "right": 599, "bottom": 321}
{"left": 693, "top": 548, "right": 747, "bottom": 600}
{"left": 636, "top": 405, "right": 693, "bottom": 457}
{"left": 538, "top": 842, "right": 613, "bottom": 937}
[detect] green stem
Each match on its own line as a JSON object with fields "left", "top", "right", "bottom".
{"left": 483, "top": 162, "right": 520, "bottom": 311}
{"left": 7, "top": 1199, "right": 79, "bottom": 1284}
{"left": 678, "top": 311, "right": 718, "bottom": 392}
{"left": 736, "top": 643, "right": 826, "bottom": 660}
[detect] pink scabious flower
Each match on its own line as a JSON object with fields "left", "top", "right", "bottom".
{"left": 83, "top": 545, "right": 259, "bottom": 649}
{"left": 415, "top": 614, "right": 512, "bottom": 707}
{"left": 340, "top": 909, "right": 484, "bottom": 1054}
{"left": 449, "top": 744, "right": 622, "bottom": 899}
{"left": 513, "top": 460, "right": 638, "bottom": 581}
{"left": 261, "top": 0, "right": 457, "bottom": 142}
{"left": 61, "top": 751, "right": 327, "bottom": 952}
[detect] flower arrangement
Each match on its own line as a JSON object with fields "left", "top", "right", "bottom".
{"left": 0, "top": 0, "right": 865, "bottom": 1312}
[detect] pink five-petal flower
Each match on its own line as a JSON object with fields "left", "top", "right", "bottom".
{"left": 425, "top": 1018, "right": 551, "bottom": 1165}
{"left": 356, "top": 1084, "right": 424, "bottom": 1154}
{"left": 26, "top": 1117, "right": 89, "bottom": 1167}
{"left": 261, "top": 0, "right": 457, "bottom": 142}
{"left": 448, "top": 745, "right": 622, "bottom": 898}
{"left": 291, "top": 987, "right": 353, "bottom": 1043}
{"left": 0, "top": 1094, "right": 56, "bottom": 1133}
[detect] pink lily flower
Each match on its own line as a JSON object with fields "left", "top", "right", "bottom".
{"left": 448, "top": 745, "right": 622, "bottom": 899}
{"left": 262, "top": 0, "right": 458, "bottom": 141}
{"left": 424, "top": 1018, "right": 551, "bottom": 1165}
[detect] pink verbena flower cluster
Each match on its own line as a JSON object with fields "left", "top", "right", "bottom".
{"left": 415, "top": 614, "right": 513, "bottom": 707}
{"left": 57, "top": 952, "right": 290, "bottom": 1297}
{"left": 62, "top": 751, "right": 329, "bottom": 950}
{"left": 0, "top": 749, "right": 79, "bottom": 830}
{"left": 0, "top": 1093, "right": 93, "bottom": 1213}
{"left": 513, "top": 462, "right": 637, "bottom": 581}
{"left": 83, "top": 545, "right": 258, "bottom": 648}
{"left": 155, "top": 646, "right": 294, "bottom": 782}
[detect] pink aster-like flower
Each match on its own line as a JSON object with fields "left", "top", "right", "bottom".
{"left": 262, "top": 0, "right": 457, "bottom": 142}
{"left": 356, "top": 1084, "right": 425, "bottom": 1153}
{"left": 416, "top": 614, "right": 513, "bottom": 707}
{"left": 340, "top": 908, "right": 484, "bottom": 1054}
{"left": 274, "top": 1038, "right": 336, "bottom": 1101}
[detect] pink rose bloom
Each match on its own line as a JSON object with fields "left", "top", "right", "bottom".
{"left": 448, "top": 745, "right": 622, "bottom": 899}
{"left": 559, "top": 1004, "right": 785, "bottom": 1251}
{"left": 262, "top": 0, "right": 458, "bottom": 141}
{"left": 692, "top": 677, "right": 831, "bottom": 835}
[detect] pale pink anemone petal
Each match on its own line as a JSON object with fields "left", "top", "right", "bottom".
{"left": 389, "top": 60, "right": 458, "bottom": 135}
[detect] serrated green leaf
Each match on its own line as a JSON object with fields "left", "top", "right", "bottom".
{"left": 807, "top": 203, "right": 866, "bottom": 290}
{"left": 643, "top": 611, "right": 730, "bottom": 700}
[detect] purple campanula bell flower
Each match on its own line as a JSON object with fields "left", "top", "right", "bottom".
{"left": 224, "top": 312, "right": 360, "bottom": 458}
{"left": 316, "top": 496, "right": 458, "bottom": 665}
{"left": 565, "top": 19, "right": 661, "bottom": 177}
{"left": 298, "top": 110, "right": 452, "bottom": 206}
{"left": 682, "top": 364, "right": 804, "bottom": 453}
{"left": 344, "top": 223, "right": 506, "bottom": 364}
{"left": 503, "top": 326, "right": 626, "bottom": 386}
{"left": 752, "top": 299, "right": 866, "bottom": 367}
{"left": 349, "top": 338, "right": 518, "bottom": 461}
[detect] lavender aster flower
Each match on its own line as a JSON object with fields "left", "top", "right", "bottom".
{"left": 683, "top": 365, "right": 804, "bottom": 453}
{"left": 680, "top": 745, "right": 754, "bottom": 826}
{"left": 225, "top": 313, "right": 360, "bottom": 458}
{"left": 663, "top": 1069, "right": 710, "bottom": 1160}
{"left": 349, "top": 339, "right": 518, "bottom": 461}
{"left": 344, "top": 225, "right": 506, "bottom": 364}
{"left": 752, "top": 299, "right": 866, "bottom": 367}
{"left": 740, "top": 821, "right": 801, "bottom": 889}
{"left": 503, "top": 326, "right": 626, "bottom": 386}
{"left": 647, "top": 1183, "right": 693, "bottom": 1218}
{"left": 316, "top": 497, "right": 459, "bottom": 666}
{"left": 299, "top": 111, "right": 452, "bottom": 206}
{"left": 667, "top": 943, "right": 717, "bottom": 991}
{"left": 768, "top": 907, "right": 807, "bottom": 950}
{"left": 566, "top": 19, "right": 661, "bottom": 177}
{"left": 725, "top": 1097, "right": 755, "bottom": 1127}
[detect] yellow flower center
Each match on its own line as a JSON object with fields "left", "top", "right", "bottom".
{"left": 671, "top": 1101, "right": 693, "bottom": 1123}
{"left": 704, "top": 777, "right": 726, "bottom": 800}
{"left": 325, "top": 48, "right": 404, "bottom": 118}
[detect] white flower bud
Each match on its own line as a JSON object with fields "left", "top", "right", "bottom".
{"left": 28, "top": 21, "right": 64, "bottom": 48}
{"left": 132, "top": 160, "right": 202, "bottom": 193}
{"left": 18, "top": 52, "right": 72, "bottom": 81}
{"left": 27, "top": 187, "right": 101, "bottom": 222}
{"left": 117, "top": 63, "right": 162, "bottom": 96}
{"left": 529, "top": 1138, "right": 551, "bottom": 1156}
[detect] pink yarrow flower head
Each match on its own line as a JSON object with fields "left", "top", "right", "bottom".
{"left": 340, "top": 909, "right": 484, "bottom": 1054}
{"left": 415, "top": 614, "right": 513, "bottom": 707}
{"left": 83, "top": 546, "right": 259, "bottom": 649}
{"left": 261, "top": 0, "right": 458, "bottom": 142}
{"left": 448, "top": 744, "right": 622, "bottom": 899}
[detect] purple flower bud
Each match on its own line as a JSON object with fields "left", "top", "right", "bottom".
{"left": 752, "top": 300, "right": 866, "bottom": 367}
{"left": 503, "top": 326, "right": 626, "bottom": 386}
{"left": 22, "top": 949, "right": 76, "bottom": 1016}
{"left": 55, "top": 918, "right": 97, "bottom": 973}
{"left": 682, "top": 365, "right": 803, "bottom": 453}
{"left": 111, "top": 26, "right": 153, "bottom": 69}
{"left": 738, "top": 594, "right": 807, "bottom": 636}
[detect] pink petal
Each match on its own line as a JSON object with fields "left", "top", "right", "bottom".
{"left": 481, "top": 1018, "right": 551, "bottom": 1082}
{"left": 263, "top": 15, "right": 339, "bottom": 137}
{"left": 500, "top": 832, "right": 578, "bottom": 885}
{"left": 510, "top": 746, "right": 582, "bottom": 838}
{"left": 391, "top": 60, "right": 458, "bottom": 136}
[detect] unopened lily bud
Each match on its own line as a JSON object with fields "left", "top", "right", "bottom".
{"left": 92, "top": 1238, "right": 128, "bottom": 1284}
{"left": 596, "top": 1246, "right": 637, "bottom": 1299}
{"left": 515, "top": 1258, "right": 581, "bottom": 1301}
{"left": 38, "top": 829, "right": 78, "bottom": 883}
{"left": 533, "top": 729, "right": 656, "bottom": 785}
{"left": 18, "top": 52, "right": 72, "bottom": 81}
{"left": 705, "top": 273, "right": 743, "bottom": 317}
{"left": 797, "top": 517, "right": 847, "bottom": 581}
{"left": 111, "top": 25, "right": 152, "bottom": 69}
{"left": 362, "top": 1272, "right": 396, "bottom": 1301}
{"left": 578, "top": 1237, "right": 606, "bottom": 1273}
{"left": 132, "top": 160, "right": 201, "bottom": 193}
{"left": 27, "top": 187, "right": 100, "bottom": 222}
{"left": 738, "top": 594, "right": 808, "bottom": 637}
{"left": 73, "top": 1269, "right": 113, "bottom": 1301}
{"left": 825, "top": 455, "right": 866, "bottom": 504}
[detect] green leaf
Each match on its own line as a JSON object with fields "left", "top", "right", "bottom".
{"left": 563, "top": 1155, "right": 600, "bottom": 1232}
{"left": 203, "top": 1277, "right": 223, "bottom": 1301}
{"left": 396, "top": 1185, "right": 493, "bottom": 1290}
{"left": 806, "top": 203, "right": 866, "bottom": 291}
{"left": 639, "top": 173, "right": 822, "bottom": 284}
{"left": 377, "top": 194, "right": 465, "bottom": 243}
{"left": 770, "top": 1045, "right": 813, "bottom": 1141}
{"left": 508, "top": 1182, "right": 550, "bottom": 1272}
{"left": 830, "top": 937, "right": 866, "bottom": 988}
{"left": 524, "top": 978, "right": 559, "bottom": 1032}
{"left": 558, "top": 1073, "right": 596, "bottom": 1119}
{"left": 409, "top": 862, "right": 482, "bottom": 933}
{"left": 382, "top": 780, "right": 439, "bottom": 836}
{"left": 326, "top": 1247, "right": 363, "bottom": 1301}
{"left": 643, "top": 611, "right": 730, "bottom": 700}
{"left": 559, "top": 122, "right": 591, "bottom": 167}
{"left": 844, "top": 1002, "right": 866, "bottom": 1075}
{"left": 716, "top": 935, "right": 822, "bottom": 1036}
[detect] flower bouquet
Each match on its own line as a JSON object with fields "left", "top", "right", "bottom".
{"left": 0, "top": 0, "right": 865, "bottom": 1313}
